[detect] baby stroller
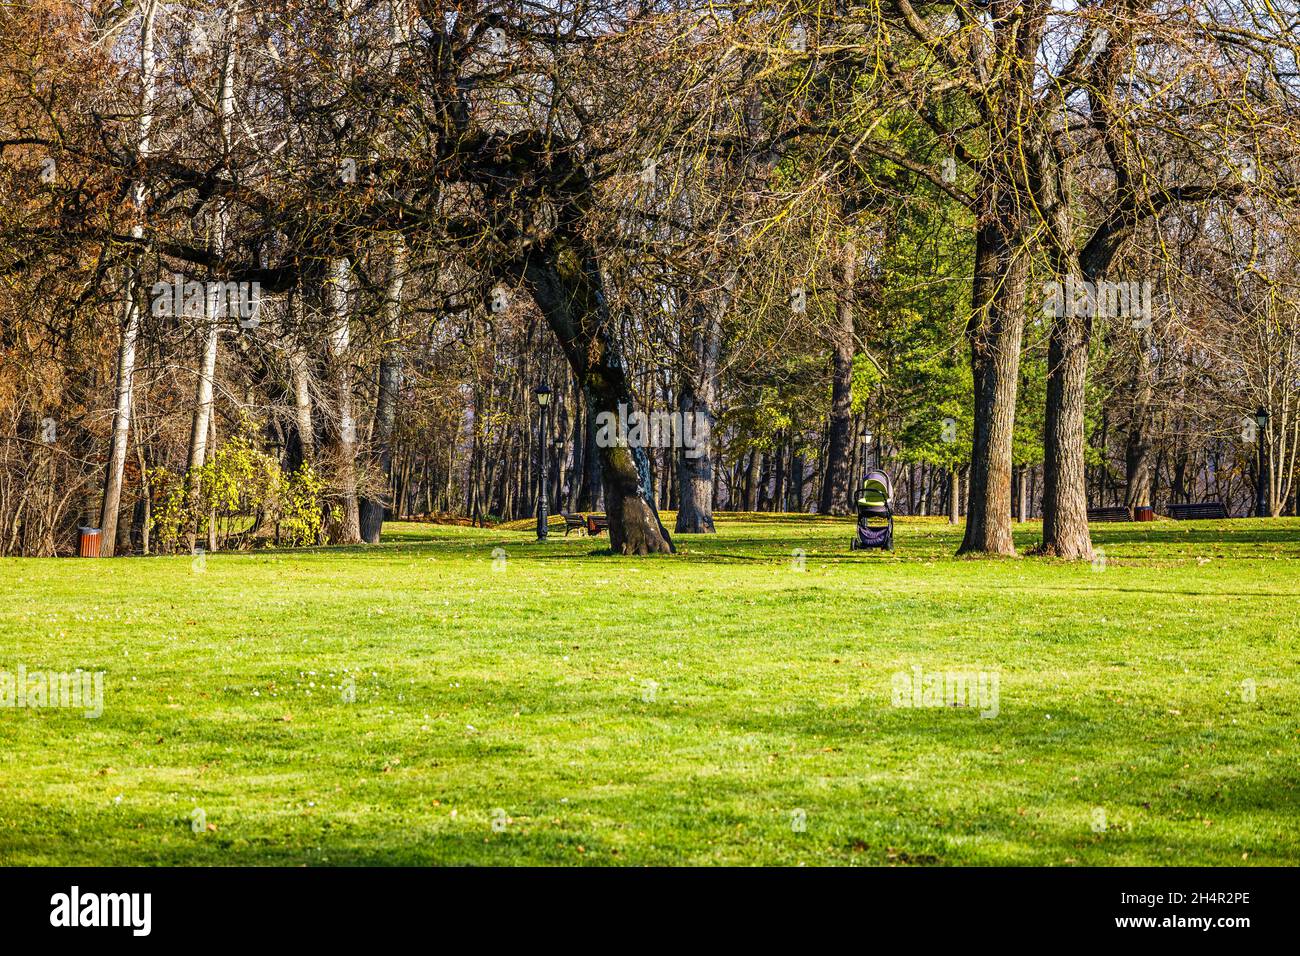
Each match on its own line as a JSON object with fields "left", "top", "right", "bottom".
{"left": 850, "top": 470, "right": 894, "bottom": 552}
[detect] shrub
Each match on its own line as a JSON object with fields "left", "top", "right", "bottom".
{"left": 149, "top": 416, "right": 324, "bottom": 551}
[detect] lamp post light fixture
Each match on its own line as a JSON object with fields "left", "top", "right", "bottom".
{"left": 1255, "top": 406, "right": 1270, "bottom": 518}
{"left": 534, "top": 384, "right": 552, "bottom": 540}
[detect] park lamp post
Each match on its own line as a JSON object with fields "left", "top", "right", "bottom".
{"left": 1255, "top": 406, "right": 1270, "bottom": 518}
{"left": 535, "top": 384, "right": 552, "bottom": 540}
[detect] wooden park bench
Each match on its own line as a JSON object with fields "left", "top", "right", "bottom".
{"left": 561, "top": 513, "right": 609, "bottom": 536}
{"left": 1087, "top": 506, "right": 1132, "bottom": 522}
{"left": 1167, "top": 501, "right": 1230, "bottom": 520}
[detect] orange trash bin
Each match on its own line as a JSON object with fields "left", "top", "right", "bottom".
{"left": 78, "top": 527, "right": 102, "bottom": 557}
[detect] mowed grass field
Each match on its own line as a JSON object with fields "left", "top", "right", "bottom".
{"left": 0, "top": 514, "right": 1297, "bottom": 866}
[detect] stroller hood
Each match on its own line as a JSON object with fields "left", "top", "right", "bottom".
{"left": 856, "top": 470, "right": 894, "bottom": 509}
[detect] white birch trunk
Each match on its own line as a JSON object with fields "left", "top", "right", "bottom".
{"left": 184, "top": 2, "right": 241, "bottom": 550}
{"left": 98, "top": 0, "right": 159, "bottom": 555}
{"left": 327, "top": 256, "right": 362, "bottom": 542}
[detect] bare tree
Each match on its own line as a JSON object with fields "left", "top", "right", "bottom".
{"left": 99, "top": 0, "right": 160, "bottom": 555}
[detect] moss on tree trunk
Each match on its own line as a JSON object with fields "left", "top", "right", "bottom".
{"left": 523, "top": 236, "right": 674, "bottom": 556}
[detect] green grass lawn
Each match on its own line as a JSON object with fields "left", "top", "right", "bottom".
{"left": 1, "top": 514, "right": 1297, "bottom": 866}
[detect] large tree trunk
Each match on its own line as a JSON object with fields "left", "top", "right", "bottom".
{"left": 360, "top": 238, "right": 406, "bottom": 544}
{"left": 1041, "top": 300, "right": 1094, "bottom": 558}
{"left": 674, "top": 304, "right": 721, "bottom": 534}
{"left": 326, "top": 256, "right": 362, "bottom": 543}
{"left": 743, "top": 450, "right": 760, "bottom": 511}
{"left": 674, "top": 377, "right": 716, "bottom": 532}
{"left": 1040, "top": 233, "right": 1097, "bottom": 557}
{"left": 97, "top": 0, "right": 159, "bottom": 556}
{"left": 1041, "top": 235, "right": 1106, "bottom": 559}
{"left": 100, "top": 289, "right": 143, "bottom": 556}
{"left": 1033, "top": 119, "right": 1098, "bottom": 559}
{"left": 959, "top": 214, "right": 1028, "bottom": 555}
{"left": 523, "top": 237, "right": 673, "bottom": 555}
{"left": 818, "top": 239, "right": 856, "bottom": 516}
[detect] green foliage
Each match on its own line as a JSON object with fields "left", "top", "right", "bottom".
{"left": 883, "top": 295, "right": 973, "bottom": 470}
{"left": 850, "top": 353, "right": 880, "bottom": 415}
{"left": 193, "top": 416, "right": 282, "bottom": 526}
{"left": 148, "top": 415, "right": 324, "bottom": 552}
{"left": 147, "top": 466, "right": 188, "bottom": 551}
{"left": 281, "top": 464, "right": 325, "bottom": 547}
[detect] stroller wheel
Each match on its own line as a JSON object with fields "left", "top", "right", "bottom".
{"left": 850, "top": 539, "right": 858, "bottom": 551}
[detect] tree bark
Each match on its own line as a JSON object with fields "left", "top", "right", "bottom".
{"left": 958, "top": 214, "right": 1028, "bottom": 555}
{"left": 743, "top": 449, "right": 760, "bottom": 511}
{"left": 100, "top": 289, "right": 143, "bottom": 556}
{"left": 674, "top": 303, "right": 721, "bottom": 534}
{"left": 326, "top": 256, "right": 362, "bottom": 543}
{"left": 819, "top": 239, "right": 856, "bottom": 516}
{"left": 523, "top": 236, "right": 673, "bottom": 555}
{"left": 361, "top": 238, "right": 406, "bottom": 543}
{"left": 1032, "top": 113, "right": 1102, "bottom": 559}
{"left": 98, "top": 0, "right": 159, "bottom": 556}
{"left": 1040, "top": 226, "right": 1107, "bottom": 560}
{"left": 1041, "top": 296, "right": 1094, "bottom": 558}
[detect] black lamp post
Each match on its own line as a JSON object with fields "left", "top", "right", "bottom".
{"left": 534, "top": 384, "right": 552, "bottom": 540}
{"left": 1255, "top": 406, "right": 1270, "bottom": 518}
